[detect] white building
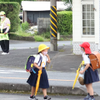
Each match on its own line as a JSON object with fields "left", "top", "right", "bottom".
{"left": 73, "top": 0, "right": 100, "bottom": 54}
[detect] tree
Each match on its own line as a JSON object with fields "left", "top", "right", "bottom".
{"left": 62, "top": 0, "right": 72, "bottom": 11}
{"left": 62, "top": 0, "right": 72, "bottom": 4}
{"left": 0, "top": 0, "right": 22, "bottom": 4}
{"left": 22, "top": 0, "right": 37, "bottom": 1}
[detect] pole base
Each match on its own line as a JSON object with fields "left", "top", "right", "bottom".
{"left": 50, "top": 37, "right": 57, "bottom": 51}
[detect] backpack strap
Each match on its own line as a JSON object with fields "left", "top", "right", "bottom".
{"left": 38, "top": 54, "right": 42, "bottom": 67}
{"left": 86, "top": 54, "right": 92, "bottom": 68}
{"left": 32, "top": 55, "right": 42, "bottom": 74}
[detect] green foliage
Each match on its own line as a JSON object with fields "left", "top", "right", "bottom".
{"left": 21, "top": 22, "right": 29, "bottom": 31}
{"left": 41, "top": 31, "right": 50, "bottom": 39}
{"left": 0, "top": 0, "right": 22, "bottom": 4}
{"left": 0, "top": 2, "right": 20, "bottom": 32}
{"left": 22, "top": 0, "right": 37, "bottom": 1}
{"left": 57, "top": 11, "right": 72, "bottom": 35}
{"left": 34, "top": 35, "right": 44, "bottom": 42}
{"left": 15, "top": 25, "right": 33, "bottom": 37}
{"left": 62, "top": 0, "right": 72, "bottom": 4}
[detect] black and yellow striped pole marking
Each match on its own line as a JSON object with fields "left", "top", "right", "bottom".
{"left": 50, "top": 6, "right": 57, "bottom": 37}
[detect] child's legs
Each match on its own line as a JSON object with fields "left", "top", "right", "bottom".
{"left": 31, "top": 86, "right": 36, "bottom": 96}
{"left": 85, "top": 84, "right": 89, "bottom": 93}
{"left": 42, "top": 88, "right": 47, "bottom": 97}
{"left": 86, "top": 83, "right": 94, "bottom": 95}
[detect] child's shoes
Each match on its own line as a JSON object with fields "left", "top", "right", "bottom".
{"left": 84, "top": 94, "right": 90, "bottom": 100}
{"left": 44, "top": 96, "right": 51, "bottom": 100}
{"left": 88, "top": 97, "right": 95, "bottom": 100}
{"left": 29, "top": 95, "right": 38, "bottom": 100}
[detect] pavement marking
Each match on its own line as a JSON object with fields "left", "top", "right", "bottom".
{"left": 0, "top": 70, "right": 26, "bottom": 73}
{"left": 0, "top": 72, "right": 11, "bottom": 74}
{"left": 0, "top": 76, "right": 26, "bottom": 80}
{"left": 0, "top": 76, "right": 75, "bottom": 82}
{"left": 0, "top": 76, "right": 100, "bottom": 84}
{"left": 0, "top": 76, "right": 100, "bottom": 86}
{"left": 49, "top": 79, "right": 74, "bottom": 82}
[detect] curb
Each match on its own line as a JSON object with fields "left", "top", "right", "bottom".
{"left": 9, "top": 34, "right": 35, "bottom": 41}
{"left": 0, "top": 83, "right": 96, "bottom": 96}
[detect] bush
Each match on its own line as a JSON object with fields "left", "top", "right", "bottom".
{"left": 34, "top": 35, "right": 44, "bottom": 42}
{"left": 0, "top": 2, "right": 20, "bottom": 32}
{"left": 57, "top": 11, "right": 72, "bottom": 35}
{"left": 15, "top": 25, "right": 33, "bottom": 37}
{"left": 42, "top": 31, "right": 50, "bottom": 39}
{"left": 21, "top": 22, "right": 29, "bottom": 31}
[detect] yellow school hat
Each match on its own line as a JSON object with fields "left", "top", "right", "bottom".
{"left": 0, "top": 11, "right": 6, "bottom": 15}
{"left": 38, "top": 44, "right": 50, "bottom": 53}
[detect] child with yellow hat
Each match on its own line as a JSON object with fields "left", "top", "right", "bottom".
{"left": 27, "top": 44, "right": 51, "bottom": 100}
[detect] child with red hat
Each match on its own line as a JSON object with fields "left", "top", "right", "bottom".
{"left": 79, "top": 42, "right": 99, "bottom": 100}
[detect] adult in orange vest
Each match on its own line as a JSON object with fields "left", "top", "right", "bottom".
{"left": 0, "top": 11, "right": 10, "bottom": 55}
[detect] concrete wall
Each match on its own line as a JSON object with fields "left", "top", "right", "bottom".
{"left": 73, "top": 0, "right": 99, "bottom": 54}
{"left": 23, "top": 11, "right": 27, "bottom": 22}
{"left": 37, "top": 18, "right": 50, "bottom": 34}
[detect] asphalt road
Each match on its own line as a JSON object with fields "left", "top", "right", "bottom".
{"left": 0, "top": 93, "right": 100, "bottom": 100}
{"left": 9, "top": 40, "right": 72, "bottom": 50}
{"left": 0, "top": 93, "right": 87, "bottom": 100}
{"left": 0, "top": 67, "right": 100, "bottom": 96}
{"left": 0, "top": 40, "right": 100, "bottom": 98}
{"left": 0, "top": 45, "right": 82, "bottom": 72}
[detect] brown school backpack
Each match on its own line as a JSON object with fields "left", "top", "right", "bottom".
{"left": 88, "top": 51, "right": 100, "bottom": 71}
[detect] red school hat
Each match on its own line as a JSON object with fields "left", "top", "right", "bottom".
{"left": 80, "top": 42, "right": 91, "bottom": 54}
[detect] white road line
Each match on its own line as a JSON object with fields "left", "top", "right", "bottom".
{"left": 0, "top": 72, "right": 11, "bottom": 74}
{"left": 0, "top": 70, "right": 26, "bottom": 73}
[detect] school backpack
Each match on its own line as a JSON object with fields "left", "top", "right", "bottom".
{"left": 25, "top": 55, "right": 42, "bottom": 73}
{"left": 88, "top": 51, "right": 100, "bottom": 71}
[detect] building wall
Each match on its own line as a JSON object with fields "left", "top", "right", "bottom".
{"left": 99, "top": 0, "right": 100, "bottom": 50}
{"left": 73, "top": 0, "right": 99, "bottom": 54}
{"left": 73, "top": 0, "right": 82, "bottom": 43}
{"left": 27, "top": 11, "right": 50, "bottom": 25}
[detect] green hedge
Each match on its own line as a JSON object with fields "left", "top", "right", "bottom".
{"left": 57, "top": 11, "right": 72, "bottom": 35}
{"left": 0, "top": 2, "right": 20, "bottom": 32}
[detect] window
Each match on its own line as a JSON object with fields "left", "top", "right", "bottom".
{"left": 82, "top": 4, "right": 95, "bottom": 35}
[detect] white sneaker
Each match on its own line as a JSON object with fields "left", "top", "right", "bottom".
{"left": 1, "top": 52, "right": 9, "bottom": 55}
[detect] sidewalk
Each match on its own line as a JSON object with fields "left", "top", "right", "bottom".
{"left": 0, "top": 40, "right": 100, "bottom": 97}
{"left": 0, "top": 93, "right": 87, "bottom": 100}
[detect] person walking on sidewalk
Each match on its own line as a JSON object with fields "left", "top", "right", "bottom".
{"left": 0, "top": 11, "right": 10, "bottom": 55}
{"left": 27, "top": 44, "right": 51, "bottom": 100}
{"left": 79, "top": 42, "right": 99, "bottom": 100}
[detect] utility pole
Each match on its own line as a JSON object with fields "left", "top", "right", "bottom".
{"left": 50, "top": 0, "right": 57, "bottom": 51}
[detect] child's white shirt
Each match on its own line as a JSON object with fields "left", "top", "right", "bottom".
{"left": 82, "top": 52, "right": 90, "bottom": 64}
{"left": 34, "top": 53, "right": 48, "bottom": 67}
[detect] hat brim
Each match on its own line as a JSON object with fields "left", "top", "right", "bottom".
{"left": 38, "top": 47, "right": 50, "bottom": 53}
{"left": 0, "top": 13, "right": 5, "bottom": 16}
{"left": 79, "top": 44, "right": 83, "bottom": 47}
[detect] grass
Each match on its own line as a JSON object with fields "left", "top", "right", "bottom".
{"left": 15, "top": 26, "right": 33, "bottom": 37}
{"left": 11, "top": 25, "right": 72, "bottom": 42}
{"left": 41, "top": 31, "right": 50, "bottom": 39}
{"left": 34, "top": 35, "right": 44, "bottom": 42}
